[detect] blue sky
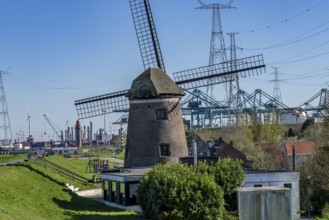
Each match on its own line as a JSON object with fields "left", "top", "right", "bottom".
{"left": 0, "top": 0, "right": 329, "bottom": 142}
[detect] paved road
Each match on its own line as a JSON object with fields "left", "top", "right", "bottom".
{"left": 0, "top": 159, "right": 26, "bottom": 166}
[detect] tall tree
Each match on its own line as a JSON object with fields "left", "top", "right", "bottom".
{"left": 299, "top": 146, "right": 329, "bottom": 214}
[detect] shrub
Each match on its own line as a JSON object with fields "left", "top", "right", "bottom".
{"left": 322, "top": 203, "right": 329, "bottom": 219}
{"left": 193, "top": 158, "right": 245, "bottom": 213}
{"left": 137, "top": 163, "right": 225, "bottom": 220}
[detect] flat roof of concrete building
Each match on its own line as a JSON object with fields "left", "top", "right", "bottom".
{"left": 101, "top": 167, "right": 152, "bottom": 182}
{"left": 239, "top": 187, "right": 290, "bottom": 192}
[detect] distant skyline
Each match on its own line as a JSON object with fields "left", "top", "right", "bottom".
{"left": 0, "top": 0, "right": 329, "bottom": 142}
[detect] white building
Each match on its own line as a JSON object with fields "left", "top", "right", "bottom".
{"left": 242, "top": 170, "right": 300, "bottom": 220}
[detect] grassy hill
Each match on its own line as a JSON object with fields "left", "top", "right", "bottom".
{"left": 0, "top": 154, "right": 27, "bottom": 163}
{"left": 0, "top": 156, "right": 142, "bottom": 220}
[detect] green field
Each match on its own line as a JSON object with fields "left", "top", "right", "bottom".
{"left": 78, "top": 146, "right": 125, "bottom": 161}
{"left": 0, "top": 154, "right": 27, "bottom": 163}
{"left": 0, "top": 155, "right": 142, "bottom": 220}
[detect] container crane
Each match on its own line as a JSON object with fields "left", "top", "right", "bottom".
{"left": 43, "top": 114, "right": 63, "bottom": 143}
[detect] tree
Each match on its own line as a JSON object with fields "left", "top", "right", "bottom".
{"left": 251, "top": 145, "right": 281, "bottom": 171}
{"left": 249, "top": 107, "right": 262, "bottom": 142}
{"left": 137, "top": 163, "right": 225, "bottom": 220}
{"left": 300, "top": 118, "right": 314, "bottom": 133}
{"left": 299, "top": 146, "right": 329, "bottom": 215}
{"left": 287, "top": 127, "right": 295, "bottom": 137}
{"left": 193, "top": 158, "right": 245, "bottom": 216}
{"left": 299, "top": 113, "right": 329, "bottom": 216}
{"left": 137, "top": 159, "right": 245, "bottom": 220}
{"left": 246, "top": 108, "right": 284, "bottom": 143}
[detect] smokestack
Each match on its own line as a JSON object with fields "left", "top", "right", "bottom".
{"left": 75, "top": 120, "right": 81, "bottom": 147}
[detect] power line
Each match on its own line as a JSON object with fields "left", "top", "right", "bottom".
{"left": 239, "top": 0, "right": 306, "bottom": 32}
{"left": 270, "top": 50, "right": 329, "bottom": 65}
{"left": 283, "top": 71, "right": 329, "bottom": 81}
{"left": 271, "top": 39, "right": 329, "bottom": 64}
{"left": 245, "top": 24, "right": 329, "bottom": 50}
{"left": 240, "top": 0, "right": 325, "bottom": 33}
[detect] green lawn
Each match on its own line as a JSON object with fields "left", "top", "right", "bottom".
{"left": 26, "top": 155, "right": 96, "bottom": 190}
{"left": 113, "top": 150, "right": 125, "bottom": 160}
{"left": 78, "top": 146, "right": 125, "bottom": 166}
{"left": 0, "top": 164, "right": 143, "bottom": 220}
{"left": 0, "top": 154, "right": 27, "bottom": 163}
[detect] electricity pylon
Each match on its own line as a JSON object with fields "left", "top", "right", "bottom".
{"left": 269, "top": 66, "right": 283, "bottom": 104}
{"left": 227, "top": 32, "right": 242, "bottom": 108}
{"left": 196, "top": 0, "right": 236, "bottom": 101}
{"left": 0, "top": 70, "right": 12, "bottom": 145}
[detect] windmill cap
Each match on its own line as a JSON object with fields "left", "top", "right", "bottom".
{"left": 126, "top": 67, "right": 185, "bottom": 99}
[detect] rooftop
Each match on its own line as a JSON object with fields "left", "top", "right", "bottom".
{"left": 284, "top": 141, "right": 317, "bottom": 155}
{"left": 126, "top": 67, "right": 185, "bottom": 99}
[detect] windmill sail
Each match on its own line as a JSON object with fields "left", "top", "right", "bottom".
{"left": 75, "top": 54, "right": 265, "bottom": 119}
{"left": 75, "top": 90, "right": 129, "bottom": 119}
{"left": 173, "top": 55, "right": 265, "bottom": 90}
{"left": 129, "top": 0, "right": 166, "bottom": 72}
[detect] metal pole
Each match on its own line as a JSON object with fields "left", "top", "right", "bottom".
{"left": 103, "top": 110, "right": 106, "bottom": 143}
{"left": 193, "top": 139, "right": 197, "bottom": 166}
{"left": 103, "top": 112, "right": 106, "bottom": 134}
{"left": 307, "top": 202, "right": 310, "bottom": 220}
{"left": 28, "top": 116, "right": 31, "bottom": 137}
{"left": 120, "top": 122, "right": 123, "bottom": 148}
{"left": 292, "top": 143, "right": 295, "bottom": 170}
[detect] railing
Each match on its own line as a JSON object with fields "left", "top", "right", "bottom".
{"left": 29, "top": 154, "right": 91, "bottom": 185}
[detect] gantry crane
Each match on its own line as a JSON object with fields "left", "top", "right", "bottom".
{"left": 43, "top": 114, "right": 63, "bottom": 143}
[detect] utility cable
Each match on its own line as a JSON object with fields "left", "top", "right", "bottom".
{"left": 245, "top": 24, "right": 329, "bottom": 50}
{"left": 271, "top": 39, "right": 329, "bottom": 64}
{"left": 239, "top": 0, "right": 307, "bottom": 32}
{"left": 240, "top": 0, "right": 325, "bottom": 33}
{"left": 270, "top": 50, "right": 329, "bottom": 65}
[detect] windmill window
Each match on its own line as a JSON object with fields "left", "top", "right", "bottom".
{"left": 155, "top": 109, "right": 167, "bottom": 120}
{"left": 160, "top": 144, "right": 170, "bottom": 157}
{"left": 139, "top": 85, "right": 150, "bottom": 97}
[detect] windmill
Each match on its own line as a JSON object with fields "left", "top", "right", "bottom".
{"left": 74, "top": 0, "right": 265, "bottom": 167}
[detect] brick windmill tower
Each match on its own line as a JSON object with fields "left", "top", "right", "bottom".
{"left": 124, "top": 67, "right": 188, "bottom": 167}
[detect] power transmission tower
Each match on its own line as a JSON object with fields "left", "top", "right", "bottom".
{"left": 269, "top": 66, "right": 283, "bottom": 104}
{"left": 227, "top": 32, "right": 242, "bottom": 108}
{"left": 196, "top": 0, "right": 236, "bottom": 101}
{"left": 0, "top": 70, "right": 12, "bottom": 145}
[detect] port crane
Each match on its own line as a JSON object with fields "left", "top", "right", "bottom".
{"left": 43, "top": 114, "right": 63, "bottom": 142}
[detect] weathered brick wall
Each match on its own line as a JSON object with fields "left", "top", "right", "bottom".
{"left": 124, "top": 98, "right": 188, "bottom": 167}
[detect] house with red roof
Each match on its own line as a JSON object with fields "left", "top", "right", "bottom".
{"left": 282, "top": 141, "right": 317, "bottom": 170}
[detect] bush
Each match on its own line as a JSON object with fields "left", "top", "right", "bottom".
{"left": 322, "top": 203, "right": 329, "bottom": 219}
{"left": 193, "top": 158, "right": 245, "bottom": 213}
{"left": 137, "top": 163, "right": 225, "bottom": 220}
